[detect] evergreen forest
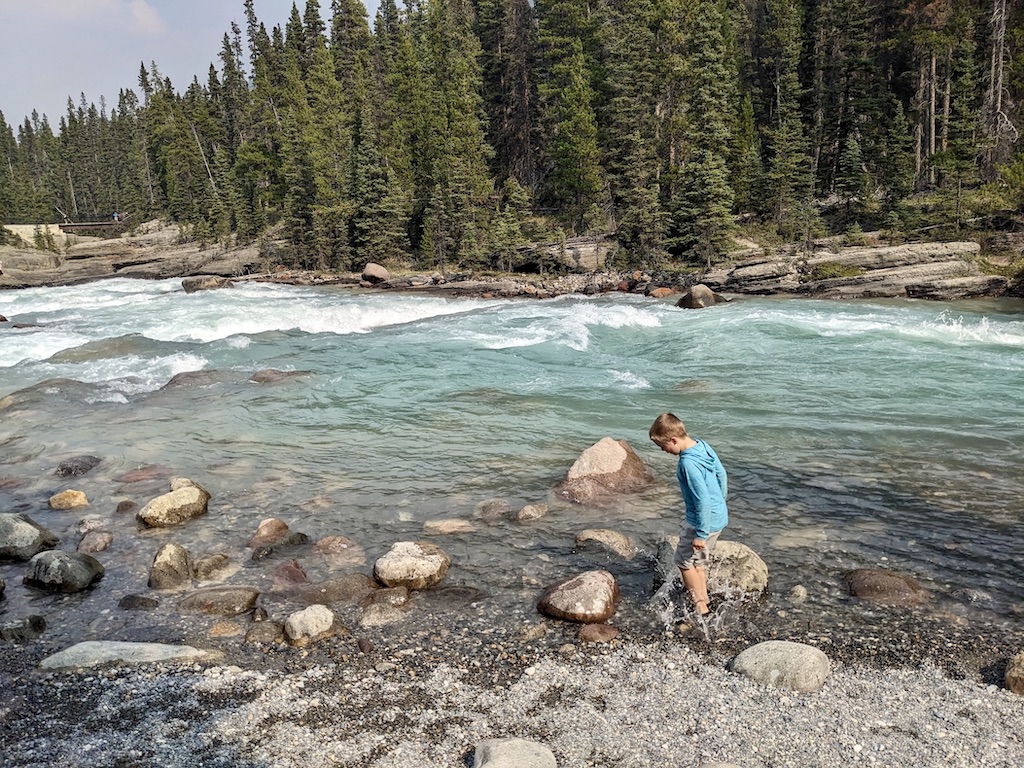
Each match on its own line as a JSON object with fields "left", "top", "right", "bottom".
{"left": 1, "top": 0, "right": 1022, "bottom": 273}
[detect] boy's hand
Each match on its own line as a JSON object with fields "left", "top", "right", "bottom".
{"left": 692, "top": 538, "right": 706, "bottom": 550}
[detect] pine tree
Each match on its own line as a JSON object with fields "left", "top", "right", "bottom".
{"left": 760, "top": 0, "right": 813, "bottom": 237}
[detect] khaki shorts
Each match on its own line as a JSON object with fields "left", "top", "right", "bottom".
{"left": 675, "top": 526, "right": 722, "bottom": 570}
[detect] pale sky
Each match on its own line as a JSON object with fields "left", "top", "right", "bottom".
{"left": 0, "top": 0, "right": 376, "bottom": 131}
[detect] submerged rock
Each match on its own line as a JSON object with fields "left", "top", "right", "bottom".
{"left": 55, "top": 456, "right": 102, "bottom": 477}
{"left": 178, "top": 587, "right": 259, "bottom": 616}
{"left": 148, "top": 542, "right": 193, "bottom": 590}
{"left": 0, "top": 615, "right": 46, "bottom": 642}
{"left": 575, "top": 528, "right": 636, "bottom": 560}
{"left": 844, "top": 568, "right": 930, "bottom": 606}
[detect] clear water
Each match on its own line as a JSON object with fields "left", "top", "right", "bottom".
{"left": 1, "top": 279, "right": 1022, "bottom": 648}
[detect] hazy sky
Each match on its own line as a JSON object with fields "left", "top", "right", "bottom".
{"left": 0, "top": 0, "right": 376, "bottom": 130}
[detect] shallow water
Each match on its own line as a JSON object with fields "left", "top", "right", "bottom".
{"left": 1, "top": 279, "right": 1022, "bottom": 651}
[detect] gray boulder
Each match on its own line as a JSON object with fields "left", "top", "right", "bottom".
{"left": 136, "top": 478, "right": 211, "bottom": 527}
{"left": 24, "top": 551, "right": 104, "bottom": 592}
{"left": 537, "top": 569, "right": 620, "bottom": 623}
{"left": 0, "top": 513, "right": 60, "bottom": 560}
{"left": 474, "top": 738, "right": 557, "bottom": 768}
{"left": 556, "top": 437, "right": 655, "bottom": 504}
{"left": 39, "top": 640, "right": 211, "bottom": 669}
{"left": 731, "top": 640, "right": 831, "bottom": 692}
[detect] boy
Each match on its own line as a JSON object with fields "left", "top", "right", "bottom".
{"left": 649, "top": 412, "right": 728, "bottom": 617}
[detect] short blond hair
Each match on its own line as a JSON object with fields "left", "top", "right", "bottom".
{"left": 649, "top": 412, "right": 689, "bottom": 445}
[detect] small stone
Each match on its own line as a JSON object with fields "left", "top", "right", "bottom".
{"left": 244, "top": 622, "right": 284, "bottom": 645}
{"left": 78, "top": 531, "right": 113, "bottom": 553}
{"left": 119, "top": 595, "right": 160, "bottom": 611}
{"left": 579, "top": 623, "right": 620, "bottom": 643}
{"left": 208, "top": 621, "right": 243, "bottom": 639}
{"left": 284, "top": 604, "right": 337, "bottom": 647}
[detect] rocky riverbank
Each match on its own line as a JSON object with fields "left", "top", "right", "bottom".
{"left": 1, "top": 220, "right": 1019, "bottom": 301}
{"left": 1, "top": 438, "right": 1023, "bottom": 767}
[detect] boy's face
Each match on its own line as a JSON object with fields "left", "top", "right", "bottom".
{"left": 654, "top": 437, "right": 684, "bottom": 455}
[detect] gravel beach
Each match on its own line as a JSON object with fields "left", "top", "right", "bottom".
{"left": 2, "top": 628, "right": 1022, "bottom": 768}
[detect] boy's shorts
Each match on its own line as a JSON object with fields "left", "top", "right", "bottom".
{"left": 675, "top": 526, "right": 722, "bottom": 570}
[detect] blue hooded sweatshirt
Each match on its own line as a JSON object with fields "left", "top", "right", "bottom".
{"left": 676, "top": 439, "right": 728, "bottom": 540}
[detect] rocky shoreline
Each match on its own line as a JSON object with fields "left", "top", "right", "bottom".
{"left": 1, "top": 220, "right": 1019, "bottom": 302}
{"left": 1, "top": 438, "right": 1023, "bottom": 767}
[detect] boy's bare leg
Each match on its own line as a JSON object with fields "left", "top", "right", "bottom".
{"left": 679, "top": 566, "right": 710, "bottom": 615}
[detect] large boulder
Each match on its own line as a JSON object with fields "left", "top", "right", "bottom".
{"left": 537, "top": 569, "right": 620, "bottom": 623}
{"left": 710, "top": 540, "right": 769, "bottom": 594}
{"left": 656, "top": 536, "right": 769, "bottom": 595}
{"left": 373, "top": 541, "right": 451, "bottom": 590}
{"left": 676, "top": 283, "right": 726, "bottom": 309}
{"left": 844, "top": 568, "right": 929, "bottom": 606}
{"left": 361, "top": 262, "right": 390, "bottom": 284}
{"left": 731, "top": 640, "right": 831, "bottom": 692}
{"left": 555, "top": 437, "right": 655, "bottom": 504}
{"left": 136, "top": 478, "right": 211, "bottom": 527}
{"left": 24, "top": 551, "right": 104, "bottom": 592}
{"left": 0, "top": 513, "right": 60, "bottom": 560}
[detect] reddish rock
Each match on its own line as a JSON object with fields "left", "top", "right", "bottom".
{"left": 648, "top": 287, "right": 676, "bottom": 299}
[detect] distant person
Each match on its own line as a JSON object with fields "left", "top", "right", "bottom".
{"left": 649, "top": 412, "right": 729, "bottom": 617}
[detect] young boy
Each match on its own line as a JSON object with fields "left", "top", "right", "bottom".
{"left": 649, "top": 412, "right": 728, "bottom": 617}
